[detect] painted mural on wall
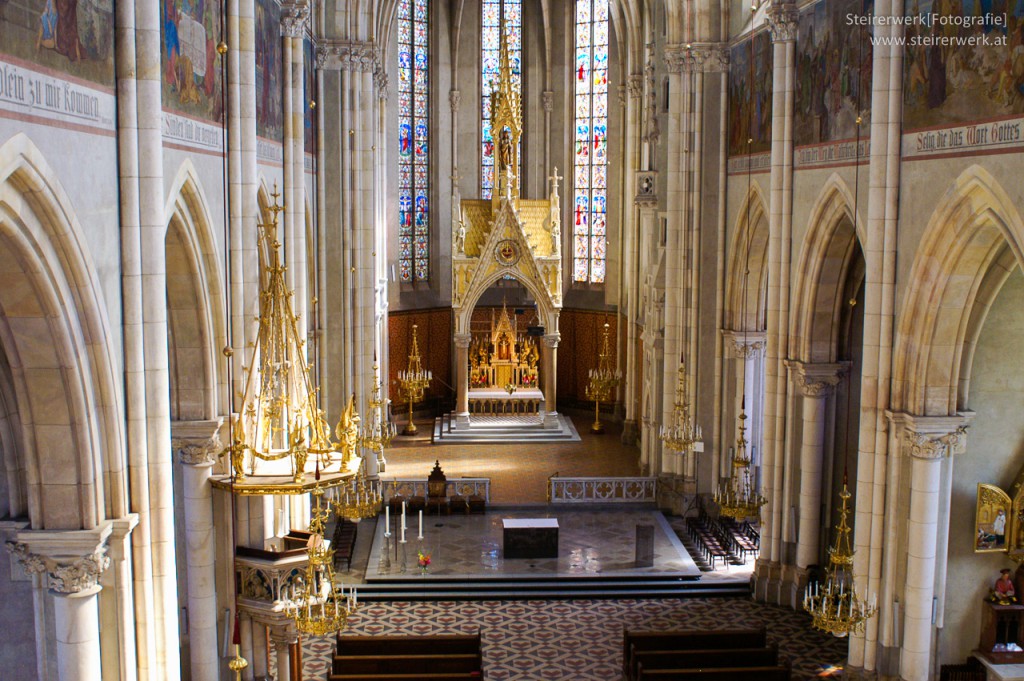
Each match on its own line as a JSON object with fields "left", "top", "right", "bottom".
{"left": 304, "top": 36, "right": 314, "bottom": 152}
{"left": 161, "top": 0, "right": 223, "bottom": 122}
{"left": 0, "top": 0, "right": 114, "bottom": 86}
{"left": 904, "top": 0, "right": 1024, "bottom": 131}
{"left": 727, "top": 30, "right": 772, "bottom": 157}
{"left": 256, "top": 0, "right": 283, "bottom": 141}
{"left": 794, "top": 0, "right": 873, "bottom": 146}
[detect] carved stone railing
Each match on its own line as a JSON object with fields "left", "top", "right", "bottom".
{"left": 548, "top": 476, "right": 658, "bottom": 503}
{"left": 234, "top": 549, "right": 309, "bottom": 614}
{"left": 383, "top": 478, "right": 490, "bottom": 502}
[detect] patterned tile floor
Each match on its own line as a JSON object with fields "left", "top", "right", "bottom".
{"left": 294, "top": 598, "right": 846, "bottom": 680}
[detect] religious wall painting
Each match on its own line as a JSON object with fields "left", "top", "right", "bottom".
{"left": 794, "top": 0, "right": 873, "bottom": 146}
{"left": 255, "top": 0, "right": 283, "bottom": 141}
{"left": 160, "top": 0, "right": 224, "bottom": 122}
{"left": 727, "top": 29, "right": 772, "bottom": 157}
{"left": 304, "top": 36, "right": 314, "bottom": 152}
{"left": 977, "top": 483, "right": 1012, "bottom": 552}
{"left": 904, "top": 0, "right": 1024, "bottom": 131}
{"left": 0, "top": 0, "right": 114, "bottom": 86}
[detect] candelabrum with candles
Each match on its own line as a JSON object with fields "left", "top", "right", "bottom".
{"left": 359, "top": 359, "right": 397, "bottom": 472}
{"left": 714, "top": 407, "right": 767, "bottom": 520}
{"left": 659, "top": 359, "right": 702, "bottom": 454}
{"left": 584, "top": 322, "right": 621, "bottom": 434}
{"left": 397, "top": 324, "right": 432, "bottom": 435}
{"left": 284, "top": 489, "right": 359, "bottom": 636}
{"left": 802, "top": 480, "right": 877, "bottom": 637}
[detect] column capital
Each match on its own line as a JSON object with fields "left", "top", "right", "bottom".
{"left": 723, "top": 330, "right": 767, "bottom": 359}
{"left": 7, "top": 522, "right": 114, "bottom": 595}
{"left": 664, "top": 43, "right": 729, "bottom": 73}
{"left": 635, "top": 170, "right": 658, "bottom": 207}
{"left": 788, "top": 361, "right": 847, "bottom": 398}
{"left": 543, "top": 333, "right": 561, "bottom": 349}
{"left": 280, "top": 1, "right": 310, "bottom": 37}
{"left": 172, "top": 418, "right": 225, "bottom": 466}
{"left": 449, "top": 89, "right": 461, "bottom": 112}
{"left": 889, "top": 412, "right": 974, "bottom": 460}
{"left": 541, "top": 90, "right": 554, "bottom": 113}
{"left": 268, "top": 623, "right": 298, "bottom": 646}
{"left": 454, "top": 333, "right": 473, "bottom": 349}
{"left": 317, "top": 40, "right": 380, "bottom": 72}
{"left": 766, "top": 3, "right": 799, "bottom": 43}
{"left": 375, "top": 69, "right": 389, "bottom": 101}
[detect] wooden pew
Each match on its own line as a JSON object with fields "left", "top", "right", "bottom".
{"left": 623, "top": 628, "right": 767, "bottom": 680}
{"left": 631, "top": 646, "right": 778, "bottom": 676}
{"left": 329, "top": 674, "right": 481, "bottom": 681}
{"left": 636, "top": 665, "right": 790, "bottom": 680}
{"left": 335, "top": 633, "right": 482, "bottom": 658}
{"left": 332, "top": 653, "right": 481, "bottom": 675}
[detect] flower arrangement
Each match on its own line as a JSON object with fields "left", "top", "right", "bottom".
{"left": 504, "top": 383, "right": 517, "bottom": 395}
{"left": 470, "top": 373, "right": 488, "bottom": 388}
{"left": 417, "top": 550, "right": 431, "bottom": 573}
{"left": 521, "top": 373, "right": 537, "bottom": 387}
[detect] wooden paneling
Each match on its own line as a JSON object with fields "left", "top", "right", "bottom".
{"left": 556, "top": 310, "right": 619, "bottom": 404}
{"left": 388, "top": 308, "right": 453, "bottom": 405}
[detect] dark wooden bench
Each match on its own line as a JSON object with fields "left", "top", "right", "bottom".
{"left": 329, "top": 674, "right": 481, "bottom": 681}
{"left": 331, "top": 518, "right": 358, "bottom": 570}
{"left": 636, "top": 665, "right": 790, "bottom": 680}
{"left": 631, "top": 646, "right": 778, "bottom": 676}
{"left": 332, "top": 653, "right": 481, "bottom": 675}
{"left": 623, "top": 628, "right": 767, "bottom": 680}
{"left": 336, "top": 633, "right": 482, "bottom": 657}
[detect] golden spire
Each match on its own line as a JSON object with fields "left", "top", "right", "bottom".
{"left": 490, "top": 15, "right": 522, "bottom": 208}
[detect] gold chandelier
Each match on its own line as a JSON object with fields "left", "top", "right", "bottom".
{"left": 585, "top": 322, "right": 621, "bottom": 433}
{"left": 714, "top": 406, "right": 767, "bottom": 519}
{"left": 285, "top": 489, "right": 359, "bottom": 635}
{"left": 217, "top": 188, "right": 360, "bottom": 493}
{"left": 660, "top": 359, "right": 702, "bottom": 454}
{"left": 397, "top": 324, "right": 432, "bottom": 436}
{"left": 803, "top": 481, "right": 877, "bottom": 637}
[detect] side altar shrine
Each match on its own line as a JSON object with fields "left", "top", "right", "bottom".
{"left": 446, "top": 19, "right": 567, "bottom": 436}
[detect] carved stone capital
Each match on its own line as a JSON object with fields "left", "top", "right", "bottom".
{"left": 454, "top": 333, "right": 473, "bottom": 349}
{"left": 318, "top": 40, "right": 380, "bottom": 72}
{"left": 627, "top": 74, "right": 643, "bottom": 100}
{"left": 767, "top": 3, "right": 799, "bottom": 43}
{"left": 280, "top": 1, "right": 310, "bottom": 37}
{"left": 889, "top": 411, "right": 974, "bottom": 460}
{"left": 6, "top": 542, "right": 47, "bottom": 577}
{"left": 790, "top": 361, "right": 847, "bottom": 398}
{"left": 449, "top": 89, "right": 461, "bottom": 112}
{"left": 315, "top": 46, "right": 330, "bottom": 69}
{"left": 543, "top": 333, "right": 561, "bottom": 349}
{"left": 172, "top": 419, "right": 224, "bottom": 466}
{"left": 7, "top": 524, "right": 113, "bottom": 595}
{"left": 724, "top": 330, "right": 767, "bottom": 359}
{"left": 48, "top": 550, "right": 110, "bottom": 594}
{"left": 905, "top": 427, "right": 967, "bottom": 460}
{"left": 664, "top": 43, "right": 728, "bottom": 73}
{"left": 541, "top": 90, "right": 554, "bottom": 113}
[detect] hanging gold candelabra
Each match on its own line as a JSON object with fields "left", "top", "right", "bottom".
{"left": 714, "top": 406, "right": 767, "bottom": 519}
{"left": 803, "top": 481, "right": 877, "bottom": 637}
{"left": 285, "top": 489, "right": 359, "bottom": 635}
{"left": 359, "top": 359, "right": 396, "bottom": 471}
{"left": 585, "top": 322, "right": 621, "bottom": 433}
{"left": 215, "top": 187, "right": 359, "bottom": 494}
{"left": 397, "top": 324, "right": 432, "bottom": 435}
{"left": 660, "top": 360, "right": 703, "bottom": 453}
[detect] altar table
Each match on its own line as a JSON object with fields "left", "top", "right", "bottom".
{"left": 502, "top": 518, "right": 559, "bottom": 559}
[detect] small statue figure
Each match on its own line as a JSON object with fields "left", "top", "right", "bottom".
{"left": 992, "top": 568, "right": 1018, "bottom": 604}
{"left": 454, "top": 223, "right": 466, "bottom": 255}
{"left": 498, "top": 128, "right": 513, "bottom": 172}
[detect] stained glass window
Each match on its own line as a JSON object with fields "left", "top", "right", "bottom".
{"left": 481, "top": 0, "right": 521, "bottom": 199}
{"left": 398, "top": 0, "right": 429, "bottom": 281}
{"left": 573, "top": 0, "right": 608, "bottom": 283}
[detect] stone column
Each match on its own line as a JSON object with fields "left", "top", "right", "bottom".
{"left": 620, "top": 74, "right": 645, "bottom": 447}
{"left": 269, "top": 625, "right": 297, "bottom": 681}
{"left": 542, "top": 333, "right": 560, "bottom": 429}
{"left": 449, "top": 90, "right": 460, "bottom": 183}
{"left": 283, "top": 1, "right": 309, "bottom": 336}
{"left": 789, "top": 362, "right": 845, "bottom": 606}
{"left": 172, "top": 420, "right": 223, "bottom": 681}
{"left": 7, "top": 525, "right": 113, "bottom": 681}
{"left": 896, "top": 416, "right": 969, "bottom": 681}
{"left": 724, "top": 332, "right": 766, "bottom": 490}
{"left": 101, "top": 515, "right": 139, "bottom": 681}
{"left": 454, "top": 333, "right": 471, "bottom": 428}
{"left": 755, "top": 1, "right": 798, "bottom": 606}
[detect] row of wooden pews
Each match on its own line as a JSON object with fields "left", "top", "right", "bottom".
{"left": 623, "top": 627, "right": 790, "bottom": 681}
{"left": 329, "top": 633, "right": 484, "bottom": 681}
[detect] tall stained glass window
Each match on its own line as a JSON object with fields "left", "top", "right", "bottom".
{"left": 481, "top": 0, "right": 521, "bottom": 199}
{"left": 398, "top": 0, "right": 429, "bottom": 282}
{"left": 573, "top": 0, "right": 609, "bottom": 283}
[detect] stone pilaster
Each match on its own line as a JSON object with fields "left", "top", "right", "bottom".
{"left": 542, "top": 333, "right": 561, "bottom": 429}
{"left": 454, "top": 333, "right": 472, "bottom": 428}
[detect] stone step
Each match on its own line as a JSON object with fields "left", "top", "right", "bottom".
{"left": 355, "top": 577, "right": 749, "bottom": 601}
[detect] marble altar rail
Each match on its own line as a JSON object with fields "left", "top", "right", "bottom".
{"left": 548, "top": 476, "right": 658, "bottom": 503}
{"left": 383, "top": 478, "right": 491, "bottom": 502}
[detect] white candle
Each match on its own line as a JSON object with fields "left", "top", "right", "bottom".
{"left": 385, "top": 505, "right": 390, "bottom": 532}
{"left": 401, "top": 525, "right": 406, "bottom": 543}
{"left": 418, "top": 510, "right": 423, "bottom": 539}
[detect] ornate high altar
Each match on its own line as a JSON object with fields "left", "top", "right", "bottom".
{"left": 450, "top": 18, "right": 562, "bottom": 430}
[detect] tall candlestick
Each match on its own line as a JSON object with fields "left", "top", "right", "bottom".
{"left": 385, "top": 505, "right": 390, "bottom": 534}
{"left": 418, "top": 510, "right": 423, "bottom": 539}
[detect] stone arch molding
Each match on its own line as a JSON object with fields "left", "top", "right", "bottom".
{"left": 894, "top": 165, "right": 1024, "bottom": 416}
{"left": 164, "top": 160, "right": 227, "bottom": 420}
{"left": 0, "top": 133, "right": 124, "bottom": 530}
{"left": 453, "top": 204, "right": 560, "bottom": 337}
{"left": 726, "top": 181, "right": 770, "bottom": 332}
{"left": 791, "top": 173, "right": 866, "bottom": 364}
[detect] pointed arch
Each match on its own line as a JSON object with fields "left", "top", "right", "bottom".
{"left": 791, "top": 174, "right": 866, "bottom": 363}
{"left": 164, "top": 161, "right": 227, "bottom": 421}
{"left": 0, "top": 133, "right": 125, "bottom": 529}
{"left": 893, "top": 165, "right": 1024, "bottom": 415}
{"left": 725, "top": 181, "right": 769, "bottom": 331}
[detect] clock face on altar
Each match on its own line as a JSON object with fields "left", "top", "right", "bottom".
{"left": 495, "top": 239, "right": 520, "bottom": 267}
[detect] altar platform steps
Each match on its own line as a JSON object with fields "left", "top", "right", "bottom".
{"left": 356, "top": 573, "right": 749, "bottom": 601}
{"left": 432, "top": 412, "right": 581, "bottom": 444}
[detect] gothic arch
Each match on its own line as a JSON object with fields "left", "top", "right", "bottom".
{"left": 725, "top": 182, "right": 769, "bottom": 331}
{"left": 455, "top": 267, "right": 558, "bottom": 337}
{"left": 791, "top": 174, "right": 866, "bottom": 363}
{"left": 164, "top": 161, "right": 227, "bottom": 421}
{"left": 0, "top": 133, "right": 124, "bottom": 529}
{"left": 893, "top": 166, "right": 1024, "bottom": 415}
